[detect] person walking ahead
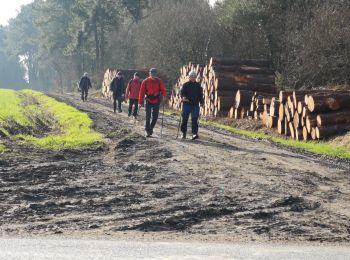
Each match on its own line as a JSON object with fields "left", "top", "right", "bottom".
{"left": 180, "top": 71, "right": 204, "bottom": 140}
{"left": 125, "top": 72, "right": 141, "bottom": 119}
{"left": 79, "top": 72, "right": 92, "bottom": 101}
{"left": 138, "top": 68, "right": 167, "bottom": 137}
{"left": 110, "top": 71, "right": 125, "bottom": 113}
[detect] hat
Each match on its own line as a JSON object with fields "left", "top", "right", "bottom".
{"left": 134, "top": 72, "right": 140, "bottom": 77}
{"left": 189, "top": 71, "right": 197, "bottom": 78}
{"left": 149, "top": 68, "right": 157, "bottom": 75}
{"left": 84, "top": 72, "right": 88, "bottom": 76}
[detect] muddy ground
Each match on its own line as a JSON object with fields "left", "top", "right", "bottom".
{"left": 0, "top": 93, "right": 349, "bottom": 244}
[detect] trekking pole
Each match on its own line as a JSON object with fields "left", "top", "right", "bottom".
{"left": 176, "top": 113, "right": 182, "bottom": 139}
{"left": 160, "top": 99, "right": 165, "bottom": 138}
{"left": 176, "top": 101, "right": 183, "bottom": 139}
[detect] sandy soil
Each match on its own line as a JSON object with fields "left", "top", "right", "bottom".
{"left": 0, "top": 93, "right": 349, "bottom": 244}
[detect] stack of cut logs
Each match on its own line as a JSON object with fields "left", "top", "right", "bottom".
{"left": 234, "top": 89, "right": 350, "bottom": 140}
{"left": 169, "top": 63, "right": 203, "bottom": 111}
{"left": 169, "top": 58, "right": 277, "bottom": 116}
{"left": 102, "top": 68, "right": 149, "bottom": 98}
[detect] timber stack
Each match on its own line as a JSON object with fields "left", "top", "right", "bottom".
{"left": 102, "top": 68, "right": 148, "bottom": 98}
{"left": 169, "top": 58, "right": 277, "bottom": 117}
{"left": 234, "top": 89, "right": 350, "bottom": 141}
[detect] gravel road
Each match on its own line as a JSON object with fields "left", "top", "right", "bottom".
{"left": 1, "top": 237, "right": 349, "bottom": 259}
{"left": 0, "top": 93, "right": 349, "bottom": 244}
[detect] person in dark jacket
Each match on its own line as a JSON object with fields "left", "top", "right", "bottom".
{"left": 125, "top": 72, "right": 141, "bottom": 119}
{"left": 180, "top": 71, "right": 204, "bottom": 140}
{"left": 110, "top": 71, "right": 125, "bottom": 113}
{"left": 138, "top": 68, "right": 167, "bottom": 137}
{"left": 79, "top": 72, "right": 92, "bottom": 101}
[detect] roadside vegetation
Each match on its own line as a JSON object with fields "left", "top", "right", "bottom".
{"left": 0, "top": 89, "right": 103, "bottom": 150}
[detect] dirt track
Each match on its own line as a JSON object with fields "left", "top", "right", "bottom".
{"left": 0, "top": 93, "right": 349, "bottom": 244}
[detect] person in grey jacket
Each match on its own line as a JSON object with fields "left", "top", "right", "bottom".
{"left": 110, "top": 71, "right": 125, "bottom": 113}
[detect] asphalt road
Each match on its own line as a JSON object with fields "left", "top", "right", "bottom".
{"left": 0, "top": 237, "right": 349, "bottom": 260}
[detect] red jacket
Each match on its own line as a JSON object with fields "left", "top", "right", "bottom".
{"left": 139, "top": 77, "right": 167, "bottom": 105}
{"left": 125, "top": 79, "right": 141, "bottom": 100}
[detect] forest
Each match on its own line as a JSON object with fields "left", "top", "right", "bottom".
{"left": 0, "top": 0, "right": 349, "bottom": 91}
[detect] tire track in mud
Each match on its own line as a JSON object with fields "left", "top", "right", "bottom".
{"left": 0, "top": 93, "right": 349, "bottom": 244}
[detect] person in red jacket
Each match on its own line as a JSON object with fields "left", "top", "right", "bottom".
{"left": 125, "top": 72, "right": 141, "bottom": 119}
{"left": 138, "top": 68, "right": 167, "bottom": 137}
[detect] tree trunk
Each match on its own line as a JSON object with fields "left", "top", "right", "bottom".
{"left": 302, "top": 127, "right": 309, "bottom": 141}
{"left": 235, "top": 90, "right": 255, "bottom": 108}
{"left": 210, "top": 58, "right": 271, "bottom": 68}
{"left": 316, "top": 124, "right": 350, "bottom": 139}
{"left": 93, "top": 19, "right": 100, "bottom": 72}
{"left": 316, "top": 111, "right": 350, "bottom": 126}
{"left": 211, "top": 65, "right": 275, "bottom": 75}
{"left": 308, "top": 93, "right": 350, "bottom": 113}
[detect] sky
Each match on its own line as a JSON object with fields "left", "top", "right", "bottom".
{"left": 0, "top": 0, "right": 34, "bottom": 25}
{"left": 209, "top": 0, "right": 218, "bottom": 6}
{"left": 0, "top": 0, "right": 219, "bottom": 26}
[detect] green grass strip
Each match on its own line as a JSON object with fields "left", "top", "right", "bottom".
{"left": 200, "top": 120, "right": 268, "bottom": 139}
{"left": 17, "top": 90, "right": 103, "bottom": 150}
{"left": 271, "top": 137, "right": 350, "bottom": 159}
{"left": 0, "top": 89, "right": 31, "bottom": 127}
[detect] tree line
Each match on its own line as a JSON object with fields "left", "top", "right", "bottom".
{"left": 0, "top": 0, "right": 349, "bottom": 91}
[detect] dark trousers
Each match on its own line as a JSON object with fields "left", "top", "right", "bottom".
{"left": 145, "top": 102, "right": 160, "bottom": 134}
{"left": 81, "top": 87, "right": 88, "bottom": 101}
{"left": 128, "top": 99, "right": 139, "bottom": 117}
{"left": 181, "top": 104, "right": 200, "bottom": 135}
{"left": 113, "top": 94, "right": 123, "bottom": 112}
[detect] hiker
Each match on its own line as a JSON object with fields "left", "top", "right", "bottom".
{"left": 180, "top": 71, "right": 204, "bottom": 140}
{"left": 125, "top": 72, "right": 141, "bottom": 119}
{"left": 138, "top": 68, "right": 167, "bottom": 137}
{"left": 110, "top": 71, "right": 125, "bottom": 113}
{"left": 79, "top": 72, "right": 92, "bottom": 101}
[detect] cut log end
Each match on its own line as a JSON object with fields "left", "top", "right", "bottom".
{"left": 302, "top": 127, "right": 309, "bottom": 141}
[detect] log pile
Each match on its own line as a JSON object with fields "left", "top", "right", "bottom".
{"left": 102, "top": 68, "right": 149, "bottom": 98}
{"left": 234, "top": 89, "right": 350, "bottom": 140}
{"left": 169, "top": 58, "right": 277, "bottom": 117}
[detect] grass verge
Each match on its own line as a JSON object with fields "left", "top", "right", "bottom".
{"left": 0, "top": 89, "right": 103, "bottom": 150}
{"left": 271, "top": 137, "right": 350, "bottom": 159}
{"left": 0, "top": 89, "right": 31, "bottom": 128}
{"left": 163, "top": 109, "right": 350, "bottom": 160}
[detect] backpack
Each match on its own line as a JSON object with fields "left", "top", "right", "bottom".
{"left": 145, "top": 78, "right": 161, "bottom": 103}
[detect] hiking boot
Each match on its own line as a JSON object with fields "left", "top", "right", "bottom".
{"left": 118, "top": 110, "right": 122, "bottom": 113}
{"left": 181, "top": 132, "right": 186, "bottom": 139}
{"left": 192, "top": 134, "right": 199, "bottom": 140}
